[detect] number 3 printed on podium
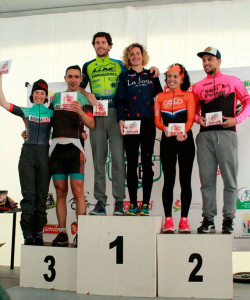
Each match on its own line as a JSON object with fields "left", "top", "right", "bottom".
{"left": 43, "top": 255, "right": 56, "bottom": 282}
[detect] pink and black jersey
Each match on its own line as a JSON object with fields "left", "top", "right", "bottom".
{"left": 193, "top": 71, "right": 250, "bottom": 132}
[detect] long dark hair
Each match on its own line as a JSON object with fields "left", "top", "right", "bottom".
{"left": 165, "top": 63, "right": 191, "bottom": 91}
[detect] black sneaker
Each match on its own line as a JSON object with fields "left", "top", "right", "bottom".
{"left": 52, "top": 231, "right": 69, "bottom": 247}
{"left": 89, "top": 201, "right": 106, "bottom": 215}
{"left": 24, "top": 234, "right": 34, "bottom": 245}
{"left": 222, "top": 219, "right": 234, "bottom": 234}
{"left": 113, "top": 201, "right": 124, "bottom": 216}
{"left": 197, "top": 218, "right": 215, "bottom": 233}
{"left": 34, "top": 232, "right": 44, "bottom": 246}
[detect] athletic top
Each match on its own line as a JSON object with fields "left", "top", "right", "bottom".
{"left": 8, "top": 103, "right": 53, "bottom": 144}
{"left": 154, "top": 87, "right": 196, "bottom": 133}
{"left": 116, "top": 68, "right": 163, "bottom": 121}
{"left": 80, "top": 56, "right": 126, "bottom": 108}
{"left": 49, "top": 91, "right": 93, "bottom": 139}
{"left": 193, "top": 71, "right": 250, "bottom": 132}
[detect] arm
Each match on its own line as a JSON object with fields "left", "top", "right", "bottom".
{"left": 116, "top": 73, "right": 126, "bottom": 122}
{"left": 149, "top": 67, "right": 160, "bottom": 78}
{"left": 234, "top": 79, "right": 250, "bottom": 124}
{"left": 154, "top": 94, "right": 165, "bottom": 131}
{"left": 79, "top": 86, "right": 97, "bottom": 106}
{"left": 71, "top": 101, "right": 95, "bottom": 130}
{"left": 0, "top": 73, "right": 11, "bottom": 110}
{"left": 79, "top": 63, "right": 98, "bottom": 106}
{"left": 185, "top": 92, "right": 196, "bottom": 132}
{"left": 192, "top": 84, "right": 207, "bottom": 127}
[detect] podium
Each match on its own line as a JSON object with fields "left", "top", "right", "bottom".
{"left": 76, "top": 215, "right": 163, "bottom": 297}
{"left": 20, "top": 245, "right": 77, "bottom": 291}
{"left": 19, "top": 218, "right": 233, "bottom": 298}
{"left": 157, "top": 234, "right": 233, "bottom": 299}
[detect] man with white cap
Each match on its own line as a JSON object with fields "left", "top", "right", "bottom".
{"left": 193, "top": 46, "right": 250, "bottom": 234}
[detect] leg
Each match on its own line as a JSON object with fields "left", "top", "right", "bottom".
{"left": 124, "top": 135, "right": 140, "bottom": 206}
{"left": 160, "top": 135, "right": 177, "bottom": 217}
{"left": 196, "top": 132, "right": 218, "bottom": 221}
{"left": 140, "top": 119, "right": 156, "bottom": 205}
{"left": 178, "top": 132, "right": 195, "bottom": 218}
{"left": 34, "top": 146, "right": 50, "bottom": 233}
{"left": 70, "top": 179, "right": 86, "bottom": 218}
{"left": 107, "top": 108, "right": 126, "bottom": 203}
{"left": 90, "top": 117, "right": 108, "bottom": 205}
{"left": 18, "top": 146, "right": 36, "bottom": 238}
{"left": 53, "top": 180, "right": 68, "bottom": 228}
{"left": 215, "top": 131, "right": 238, "bottom": 220}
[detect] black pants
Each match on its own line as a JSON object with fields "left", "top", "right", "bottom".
{"left": 124, "top": 119, "right": 156, "bottom": 206}
{"left": 18, "top": 144, "right": 50, "bottom": 237}
{"left": 160, "top": 130, "right": 195, "bottom": 217}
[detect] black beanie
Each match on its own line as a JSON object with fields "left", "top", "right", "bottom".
{"left": 31, "top": 79, "right": 48, "bottom": 96}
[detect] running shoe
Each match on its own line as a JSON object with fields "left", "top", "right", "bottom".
{"left": 222, "top": 219, "right": 234, "bottom": 234}
{"left": 34, "top": 232, "right": 44, "bottom": 246}
{"left": 51, "top": 231, "right": 69, "bottom": 247}
{"left": 163, "top": 217, "right": 174, "bottom": 233}
{"left": 138, "top": 204, "right": 149, "bottom": 216}
{"left": 113, "top": 201, "right": 124, "bottom": 216}
{"left": 125, "top": 204, "right": 139, "bottom": 216}
{"left": 89, "top": 201, "right": 106, "bottom": 215}
{"left": 24, "top": 234, "right": 34, "bottom": 245}
{"left": 179, "top": 217, "right": 191, "bottom": 233}
{"left": 197, "top": 218, "right": 215, "bottom": 233}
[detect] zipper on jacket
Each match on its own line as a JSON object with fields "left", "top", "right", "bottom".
{"left": 37, "top": 105, "right": 41, "bottom": 143}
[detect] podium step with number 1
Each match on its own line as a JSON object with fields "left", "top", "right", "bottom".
{"left": 76, "top": 215, "right": 163, "bottom": 297}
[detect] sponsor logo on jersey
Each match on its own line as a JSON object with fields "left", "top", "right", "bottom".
{"left": 163, "top": 98, "right": 183, "bottom": 107}
{"left": 29, "top": 115, "right": 51, "bottom": 123}
{"left": 200, "top": 83, "right": 231, "bottom": 102}
{"left": 127, "top": 77, "right": 153, "bottom": 87}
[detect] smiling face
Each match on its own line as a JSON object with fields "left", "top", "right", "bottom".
{"left": 167, "top": 70, "right": 183, "bottom": 90}
{"left": 93, "top": 36, "right": 111, "bottom": 58}
{"left": 64, "top": 68, "right": 82, "bottom": 92}
{"left": 202, "top": 54, "right": 221, "bottom": 76}
{"left": 32, "top": 90, "right": 46, "bottom": 104}
{"left": 129, "top": 47, "right": 143, "bottom": 68}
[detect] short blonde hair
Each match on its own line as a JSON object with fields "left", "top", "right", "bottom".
{"left": 122, "top": 43, "right": 150, "bottom": 69}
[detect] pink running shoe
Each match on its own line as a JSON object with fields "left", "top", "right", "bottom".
{"left": 179, "top": 217, "right": 191, "bottom": 233}
{"left": 163, "top": 217, "right": 174, "bottom": 233}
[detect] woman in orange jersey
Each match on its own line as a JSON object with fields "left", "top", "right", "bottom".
{"left": 154, "top": 63, "right": 196, "bottom": 233}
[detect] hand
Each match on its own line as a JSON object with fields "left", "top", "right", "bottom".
{"left": 221, "top": 116, "right": 237, "bottom": 128}
{"left": 198, "top": 116, "right": 207, "bottom": 127}
{"left": 81, "top": 131, "right": 88, "bottom": 141}
{"left": 149, "top": 67, "right": 160, "bottom": 78}
{"left": 164, "top": 126, "right": 172, "bottom": 137}
{"left": 85, "top": 91, "right": 98, "bottom": 106}
{"left": 119, "top": 120, "right": 126, "bottom": 136}
{"left": 71, "top": 101, "right": 84, "bottom": 116}
{"left": 21, "top": 130, "right": 28, "bottom": 141}
{"left": 176, "top": 132, "right": 187, "bottom": 142}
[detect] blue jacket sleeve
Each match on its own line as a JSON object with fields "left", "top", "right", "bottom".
{"left": 116, "top": 73, "right": 126, "bottom": 121}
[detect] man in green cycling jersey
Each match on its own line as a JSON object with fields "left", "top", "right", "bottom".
{"left": 80, "top": 32, "right": 125, "bottom": 215}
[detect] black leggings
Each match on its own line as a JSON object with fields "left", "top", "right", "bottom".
{"left": 160, "top": 130, "right": 195, "bottom": 217}
{"left": 124, "top": 119, "right": 156, "bottom": 206}
{"left": 19, "top": 144, "right": 50, "bottom": 237}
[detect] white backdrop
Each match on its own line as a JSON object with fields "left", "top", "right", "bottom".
{"left": 0, "top": 0, "right": 250, "bottom": 266}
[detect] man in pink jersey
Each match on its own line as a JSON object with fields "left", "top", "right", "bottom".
{"left": 193, "top": 47, "right": 250, "bottom": 234}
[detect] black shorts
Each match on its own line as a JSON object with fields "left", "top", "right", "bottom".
{"left": 50, "top": 143, "right": 85, "bottom": 181}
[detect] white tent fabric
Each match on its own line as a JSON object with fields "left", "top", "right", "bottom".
{"left": 0, "top": 0, "right": 249, "bottom": 266}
